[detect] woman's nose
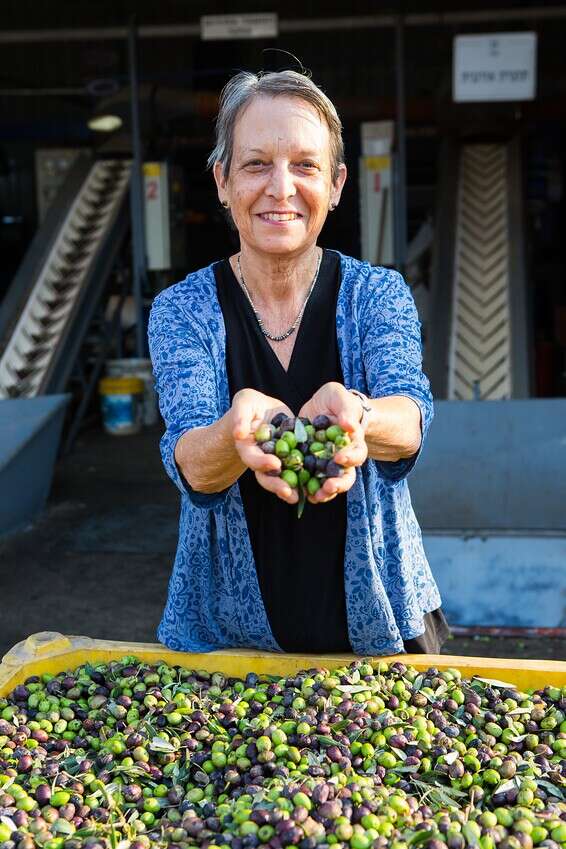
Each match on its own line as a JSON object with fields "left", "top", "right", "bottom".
{"left": 266, "top": 163, "right": 296, "bottom": 200}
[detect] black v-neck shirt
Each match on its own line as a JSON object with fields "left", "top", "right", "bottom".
{"left": 214, "top": 251, "right": 450, "bottom": 655}
{"left": 215, "top": 250, "right": 350, "bottom": 652}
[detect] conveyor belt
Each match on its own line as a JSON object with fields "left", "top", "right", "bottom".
{"left": 427, "top": 138, "right": 530, "bottom": 399}
{"left": 0, "top": 159, "right": 131, "bottom": 399}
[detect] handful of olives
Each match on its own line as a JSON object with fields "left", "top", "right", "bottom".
{"left": 254, "top": 413, "right": 351, "bottom": 516}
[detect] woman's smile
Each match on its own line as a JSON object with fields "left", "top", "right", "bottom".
{"left": 257, "top": 211, "right": 303, "bottom": 224}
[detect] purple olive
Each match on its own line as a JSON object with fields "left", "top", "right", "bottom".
{"left": 123, "top": 784, "right": 142, "bottom": 803}
{"left": 303, "top": 455, "right": 316, "bottom": 474}
{"left": 312, "top": 414, "right": 331, "bottom": 430}
{"left": 271, "top": 413, "right": 287, "bottom": 428}
{"left": 325, "top": 460, "right": 344, "bottom": 478}
{"left": 279, "top": 416, "right": 296, "bottom": 433}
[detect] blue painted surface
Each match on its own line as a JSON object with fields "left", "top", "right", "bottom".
{"left": 0, "top": 395, "right": 69, "bottom": 535}
{"left": 423, "top": 533, "right": 566, "bottom": 628}
{"left": 410, "top": 399, "right": 566, "bottom": 531}
{"left": 410, "top": 400, "right": 566, "bottom": 627}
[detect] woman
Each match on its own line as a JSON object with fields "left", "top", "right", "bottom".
{"left": 148, "top": 69, "right": 449, "bottom": 656}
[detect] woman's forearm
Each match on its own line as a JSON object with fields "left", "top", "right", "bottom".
{"left": 364, "top": 395, "right": 422, "bottom": 462}
{"left": 174, "top": 410, "right": 246, "bottom": 494}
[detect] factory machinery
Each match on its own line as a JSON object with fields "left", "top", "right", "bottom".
{"left": 0, "top": 155, "right": 131, "bottom": 534}
{"left": 0, "top": 156, "right": 131, "bottom": 400}
{"left": 410, "top": 138, "right": 566, "bottom": 633}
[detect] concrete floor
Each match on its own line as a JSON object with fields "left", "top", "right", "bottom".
{"left": 1, "top": 424, "right": 564, "bottom": 662}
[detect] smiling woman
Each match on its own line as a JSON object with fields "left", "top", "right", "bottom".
{"left": 148, "top": 69, "right": 450, "bottom": 657}
{"left": 213, "top": 95, "right": 345, "bottom": 266}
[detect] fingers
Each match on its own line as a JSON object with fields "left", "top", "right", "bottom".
{"left": 335, "top": 441, "right": 368, "bottom": 468}
{"left": 256, "top": 470, "right": 299, "bottom": 505}
{"left": 235, "top": 438, "right": 281, "bottom": 475}
{"left": 232, "top": 396, "right": 257, "bottom": 441}
{"left": 309, "top": 466, "right": 356, "bottom": 503}
{"left": 337, "top": 408, "right": 361, "bottom": 434}
{"left": 232, "top": 391, "right": 293, "bottom": 441}
{"left": 334, "top": 423, "right": 368, "bottom": 468}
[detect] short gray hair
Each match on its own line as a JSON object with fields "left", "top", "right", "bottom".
{"left": 207, "top": 70, "right": 345, "bottom": 183}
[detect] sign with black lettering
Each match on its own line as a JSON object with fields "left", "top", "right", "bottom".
{"left": 453, "top": 32, "right": 537, "bottom": 102}
{"left": 201, "top": 14, "right": 278, "bottom": 41}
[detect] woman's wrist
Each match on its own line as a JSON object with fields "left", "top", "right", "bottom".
{"left": 349, "top": 389, "right": 372, "bottom": 430}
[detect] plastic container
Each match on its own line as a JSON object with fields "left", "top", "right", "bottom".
{"left": 0, "top": 631, "right": 564, "bottom": 697}
{"left": 98, "top": 376, "right": 144, "bottom": 436}
{"left": 106, "top": 358, "right": 158, "bottom": 426}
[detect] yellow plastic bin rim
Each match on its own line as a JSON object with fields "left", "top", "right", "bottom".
{"left": 0, "top": 632, "right": 564, "bottom": 697}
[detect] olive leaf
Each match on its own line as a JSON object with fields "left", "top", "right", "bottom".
{"left": 317, "top": 735, "right": 337, "bottom": 747}
{"left": 494, "top": 779, "right": 517, "bottom": 794}
{"left": 472, "top": 676, "right": 517, "bottom": 689}
{"left": 297, "top": 486, "right": 306, "bottom": 519}
{"left": 443, "top": 751, "right": 460, "bottom": 764}
{"left": 537, "top": 779, "right": 565, "bottom": 799}
{"left": 335, "top": 684, "right": 369, "bottom": 694}
{"left": 149, "top": 736, "right": 176, "bottom": 752}
{"left": 294, "top": 418, "right": 308, "bottom": 443}
{"left": 391, "top": 747, "right": 407, "bottom": 761}
{"left": 412, "top": 674, "right": 424, "bottom": 692}
{"left": 407, "top": 828, "right": 437, "bottom": 846}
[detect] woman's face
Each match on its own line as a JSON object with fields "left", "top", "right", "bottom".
{"left": 214, "top": 95, "right": 347, "bottom": 258}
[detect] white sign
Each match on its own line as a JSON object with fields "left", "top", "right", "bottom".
{"left": 143, "top": 163, "right": 171, "bottom": 271}
{"left": 453, "top": 32, "right": 537, "bottom": 102}
{"left": 201, "top": 13, "right": 278, "bottom": 41}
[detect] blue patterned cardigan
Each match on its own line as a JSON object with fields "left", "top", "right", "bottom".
{"left": 148, "top": 251, "right": 441, "bottom": 656}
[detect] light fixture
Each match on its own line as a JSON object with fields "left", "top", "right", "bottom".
{"left": 87, "top": 114, "right": 123, "bottom": 133}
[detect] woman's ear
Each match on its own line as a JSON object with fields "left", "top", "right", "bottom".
{"left": 331, "top": 163, "right": 348, "bottom": 209}
{"left": 213, "top": 161, "right": 229, "bottom": 206}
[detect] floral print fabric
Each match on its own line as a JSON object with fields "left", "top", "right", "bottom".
{"left": 148, "top": 252, "right": 441, "bottom": 655}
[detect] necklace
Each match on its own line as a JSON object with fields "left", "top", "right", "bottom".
{"left": 236, "top": 250, "right": 322, "bottom": 342}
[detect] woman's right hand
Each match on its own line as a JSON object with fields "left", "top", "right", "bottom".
{"left": 231, "top": 389, "right": 298, "bottom": 505}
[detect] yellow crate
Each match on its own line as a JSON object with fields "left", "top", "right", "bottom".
{"left": 0, "top": 632, "right": 565, "bottom": 696}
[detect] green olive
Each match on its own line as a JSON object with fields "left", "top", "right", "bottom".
{"left": 275, "top": 439, "right": 290, "bottom": 458}
{"left": 281, "top": 431, "right": 297, "bottom": 449}
{"left": 281, "top": 469, "right": 298, "bottom": 488}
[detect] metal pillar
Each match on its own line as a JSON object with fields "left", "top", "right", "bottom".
{"left": 394, "top": 12, "right": 408, "bottom": 273}
{"left": 128, "top": 16, "right": 148, "bottom": 359}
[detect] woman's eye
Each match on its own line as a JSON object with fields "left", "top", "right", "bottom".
{"left": 245, "top": 160, "right": 266, "bottom": 169}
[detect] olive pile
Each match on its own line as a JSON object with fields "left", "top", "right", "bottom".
{"left": 0, "top": 658, "right": 564, "bottom": 849}
{"left": 254, "top": 415, "right": 351, "bottom": 514}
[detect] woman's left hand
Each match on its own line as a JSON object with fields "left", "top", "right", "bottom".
{"left": 299, "top": 382, "right": 369, "bottom": 504}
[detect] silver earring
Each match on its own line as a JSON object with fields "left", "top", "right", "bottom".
{"left": 221, "top": 200, "right": 229, "bottom": 209}
{"left": 329, "top": 202, "right": 337, "bottom": 211}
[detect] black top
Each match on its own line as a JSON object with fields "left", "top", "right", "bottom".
{"left": 214, "top": 251, "right": 450, "bottom": 654}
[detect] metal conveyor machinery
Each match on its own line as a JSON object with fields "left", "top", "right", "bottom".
{"left": 427, "top": 138, "right": 530, "bottom": 400}
{"left": 0, "top": 157, "right": 131, "bottom": 399}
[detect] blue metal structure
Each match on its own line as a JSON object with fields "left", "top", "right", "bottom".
{"left": 410, "top": 400, "right": 566, "bottom": 628}
{"left": 0, "top": 395, "right": 69, "bottom": 535}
